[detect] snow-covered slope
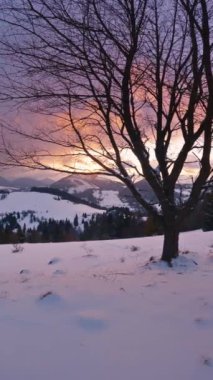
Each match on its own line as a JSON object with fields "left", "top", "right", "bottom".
{"left": 52, "top": 173, "right": 123, "bottom": 192}
{"left": 0, "top": 230, "right": 213, "bottom": 380}
{"left": 0, "top": 191, "right": 104, "bottom": 227}
{"left": 67, "top": 177, "right": 99, "bottom": 193}
{"left": 92, "top": 189, "right": 130, "bottom": 208}
{"left": 52, "top": 174, "right": 193, "bottom": 210}
{"left": 0, "top": 175, "right": 53, "bottom": 189}
{"left": 52, "top": 174, "right": 132, "bottom": 209}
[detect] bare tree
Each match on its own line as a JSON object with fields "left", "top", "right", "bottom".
{"left": 0, "top": 0, "right": 212, "bottom": 262}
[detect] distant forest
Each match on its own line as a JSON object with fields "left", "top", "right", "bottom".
{"left": 0, "top": 197, "right": 209, "bottom": 244}
{"left": 0, "top": 208, "right": 147, "bottom": 244}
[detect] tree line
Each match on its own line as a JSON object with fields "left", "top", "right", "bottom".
{"left": 0, "top": 199, "right": 212, "bottom": 245}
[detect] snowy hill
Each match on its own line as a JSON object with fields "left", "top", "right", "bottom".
{"left": 0, "top": 191, "right": 104, "bottom": 228}
{"left": 0, "top": 230, "right": 213, "bottom": 380}
{"left": 0, "top": 174, "right": 193, "bottom": 211}
{"left": 52, "top": 173, "right": 123, "bottom": 191}
{"left": 52, "top": 174, "right": 193, "bottom": 209}
{"left": 0, "top": 176, "right": 53, "bottom": 189}
{"left": 52, "top": 174, "right": 148, "bottom": 209}
{"left": 51, "top": 173, "right": 130, "bottom": 208}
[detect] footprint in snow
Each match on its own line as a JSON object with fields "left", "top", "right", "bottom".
{"left": 0, "top": 291, "right": 9, "bottom": 299}
{"left": 53, "top": 269, "right": 66, "bottom": 276}
{"left": 19, "top": 269, "right": 31, "bottom": 283}
{"left": 82, "top": 253, "right": 98, "bottom": 258}
{"left": 75, "top": 310, "right": 108, "bottom": 333}
{"left": 48, "top": 257, "right": 61, "bottom": 265}
{"left": 37, "top": 291, "right": 66, "bottom": 308}
{"left": 194, "top": 317, "right": 213, "bottom": 329}
{"left": 201, "top": 356, "right": 213, "bottom": 367}
{"left": 20, "top": 269, "right": 31, "bottom": 275}
{"left": 144, "top": 282, "right": 156, "bottom": 288}
{"left": 77, "top": 316, "right": 108, "bottom": 333}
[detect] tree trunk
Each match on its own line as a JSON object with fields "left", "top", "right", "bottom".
{"left": 161, "top": 225, "right": 179, "bottom": 263}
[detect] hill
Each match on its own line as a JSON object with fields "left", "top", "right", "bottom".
{"left": 51, "top": 174, "right": 154, "bottom": 210}
{"left": 0, "top": 173, "right": 192, "bottom": 211}
{"left": 0, "top": 190, "right": 104, "bottom": 228}
{"left": 51, "top": 173, "right": 128, "bottom": 207}
{"left": 0, "top": 176, "right": 54, "bottom": 189}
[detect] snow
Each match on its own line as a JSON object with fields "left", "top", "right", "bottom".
{"left": 93, "top": 189, "right": 129, "bottom": 208}
{"left": 175, "top": 188, "right": 191, "bottom": 202}
{"left": 0, "top": 191, "right": 104, "bottom": 227}
{"left": 0, "top": 186, "right": 17, "bottom": 191}
{"left": 67, "top": 178, "right": 98, "bottom": 193}
{"left": 0, "top": 230, "right": 213, "bottom": 379}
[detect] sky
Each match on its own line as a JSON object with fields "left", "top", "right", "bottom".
{"left": 0, "top": 102, "right": 203, "bottom": 182}
{"left": 0, "top": 0, "right": 211, "bottom": 184}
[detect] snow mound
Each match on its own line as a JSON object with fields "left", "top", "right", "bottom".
{"left": 143, "top": 253, "right": 199, "bottom": 273}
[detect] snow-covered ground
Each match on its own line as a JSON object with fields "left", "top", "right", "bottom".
{"left": 67, "top": 177, "right": 99, "bottom": 193}
{"left": 0, "top": 230, "right": 213, "bottom": 380}
{"left": 0, "top": 191, "right": 104, "bottom": 227}
{"left": 93, "top": 189, "right": 130, "bottom": 208}
{"left": 0, "top": 186, "right": 18, "bottom": 191}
